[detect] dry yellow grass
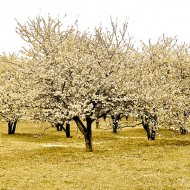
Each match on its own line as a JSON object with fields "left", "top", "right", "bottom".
{"left": 0, "top": 121, "right": 190, "bottom": 190}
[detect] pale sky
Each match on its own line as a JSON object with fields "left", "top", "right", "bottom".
{"left": 1, "top": 0, "right": 190, "bottom": 53}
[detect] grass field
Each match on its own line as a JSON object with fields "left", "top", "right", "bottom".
{"left": 0, "top": 121, "right": 190, "bottom": 190}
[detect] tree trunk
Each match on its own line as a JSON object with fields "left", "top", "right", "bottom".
{"left": 65, "top": 122, "right": 71, "bottom": 138}
{"left": 12, "top": 120, "right": 17, "bottom": 134}
{"left": 111, "top": 114, "right": 120, "bottom": 133}
{"left": 85, "top": 116, "right": 93, "bottom": 152}
{"left": 180, "top": 111, "right": 189, "bottom": 135}
{"left": 56, "top": 121, "right": 71, "bottom": 138}
{"left": 103, "top": 114, "right": 107, "bottom": 121}
{"left": 141, "top": 112, "right": 157, "bottom": 140}
{"left": 73, "top": 115, "right": 93, "bottom": 152}
{"left": 150, "top": 127, "right": 156, "bottom": 140}
{"left": 8, "top": 121, "right": 12, "bottom": 134}
{"left": 84, "top": 133, "right": 93, "bottom": 152}
{"left": 150, "top": 122, "right": 156, "bottom": 140}
{"left": 125, "top": 115, "right": 129, "bottom": 120}
{"left": 142, "top": 121, "right": 151, "bottom": 140}
{"left": 180, "top": 127, "right": 189, "bottom": 135}
{"left": 8, "top": 120, "right": 17, "bottom": 135}
{"left": 142, "top": 122, "right": 157, "bottom": 140}
{"left": 112, "top": 121, "right": 118, "bottom": 133}
{"left": 56, "top": 123, "right": 64, "bottom": 131}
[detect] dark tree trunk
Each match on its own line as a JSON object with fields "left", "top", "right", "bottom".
{"left": 84, "top": 133, "right": 93, "bottom": 152}
{"left": 85, "top": 115, "right": 93, "bottom": 152}
{"left": 8, "top": 121, "right": 12, "bottom": 134}
{"left": 8, "top": 120, "right": 17, "bottom": 135}
{"left": 125, "top": 115, "right": 129, "bottom": 121}
{"left": 180, "top": 111, "right": 189, "bottom": 135}
{"left": 151, "top": 127, "right": 156, "bottom": 140}
{"left": 180, "top": 127, "right": 189, "bottom": 135}
{"left": 142, "top": 121, "right": 157, "bottom": 140}
{"left": 111, "top": 114, "right": 120, "bottom": 133}
{"left": 141, "top": 111, "right": 157, "bottom": 141}
{"left": 56, "top": 121, "right": 71, "bottom": 138}
{"left": 65, "top": 122, "right": 71, "bottom": 138}
{"left": 112, "top": 121, "right": 118, "bottom": 133}
{"left": 73, "top": 115, "right": 93, "bottom": 152}
{"left": 150, "top": 111, "right": 158, "bottom": 140}
{"left": 103, "top": 114, "right": 107, "bottom": 121}
{"left": 56, "top": 123, "right": 64, "bottom": 131}
{"left": 142, "top": 122, "right": 151, "bottom": 140}
{"left": 12, "top": 120, "right": 17, "bottom": 134}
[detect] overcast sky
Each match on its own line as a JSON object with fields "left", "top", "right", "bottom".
{"left": 1, "top": 0, "right": 190, "bottom": 53}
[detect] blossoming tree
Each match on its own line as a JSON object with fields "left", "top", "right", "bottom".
{"left": 15, "top": 15, "right": 136, "bottom": 151}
